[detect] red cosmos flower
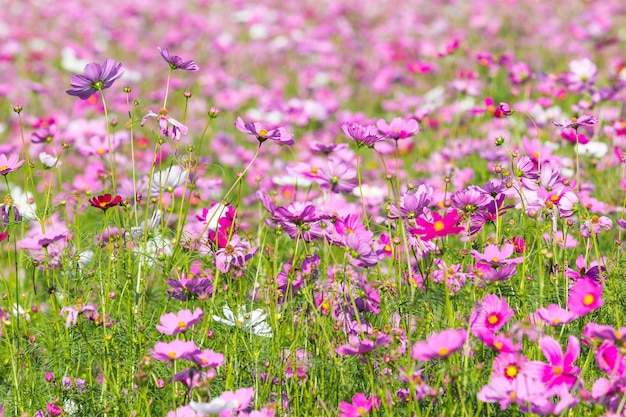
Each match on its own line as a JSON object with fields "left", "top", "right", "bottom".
{"left": 411, "top": 209, "right": 464, "bottom": 241}
{"left": 89, "top": 194, "right": 122, "bottom": 211}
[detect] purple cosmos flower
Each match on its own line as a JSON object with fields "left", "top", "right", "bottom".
{"left": 317, "top": 159, "right": 357, "bottom": 193}
{"left": 335, "top": 334, "right": 391, "bottom": 356}
{"left": 235, "top": 117, "right": 294, "bottom": 146}
{"left": 66, "top": 58, "right": 124, "bottom": 100}
{"left": 376, "top": 117, "right": 420, "bottom": 140}
{"left": 341, "top": 122, "right": 384, "bottom": 148}
{"left": 156, "top": 307, "right": 204, "bottom": 335}
{"left": 158, "top": 47, "right": 199, "bottom": 71}
{"left": 411, "top": 328, "right": 467, "bottom": 361}
{"left": 553, "top": 114, "right": 597, "bottom": 130}
{"left": 141, "top": 109, "right": 188, "bottom": 141}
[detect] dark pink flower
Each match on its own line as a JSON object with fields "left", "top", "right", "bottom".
{"left": 568, "top": 278, "right": 604, "bottom": 317}
{"left": 526, "top": 335, "right": 580, "bottom": 389}
{"left": 411, "top": 210, "right": 464, "bottom": 241}
{"left": 469, "top": 294, "right": 514, "bottom": 336}
{"left": 338, "top": 393, "right": 380, "bottom": 417}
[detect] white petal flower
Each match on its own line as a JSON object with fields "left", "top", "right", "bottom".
{"left": 190, "top": 399, "right": 238, "bottom": 415}
{"left": 212, "top": 305, "right": 272, "bottom": 337}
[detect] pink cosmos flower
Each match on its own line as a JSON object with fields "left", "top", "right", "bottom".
{"left": 193, "top": 349, "right": 225, "bottom": 368}
{"left": 141, "top": 109, "right": 188, "bottom": 141}
{"left": 553, "top": 114, "right": 597, "bottom": 130}
{"left": 526, "top": 335, "right": 580, "bottom": 389}
{"left": 411, "top": 328, "right": 467, "bottom": 361}
{"left": 152, "top": 340, "right": 200, "bottom": 362}
{"left": 411, "top": 210, "right": 464, "bottom": 241}
{"left": 0, "top": 153, "right": 25, "bottom": 176}
{"left": 469, "top": 294, "right": 514, "bottom": 336}
{"left": 376, "top": 117, "right": 420, "bottom": 140}
{"left": 341, "top": 123, "right": 384, "bottom": 148}
{"left": 338, "top": 393, "right": 380, "bottom": 417}
{"left": 471, "top": 243, "right": 524, "bottom": 267}
{"left": 568, "top": 278, "right": 604, "bottom": 316}
{"left": 156, "top": 307, "right": 204, "bottom": 335}
{"left": 535, "top": 304, "right": 577, "bottom": 326}
{"left": 235, "top": 117, "right": 294, "bottom": 146}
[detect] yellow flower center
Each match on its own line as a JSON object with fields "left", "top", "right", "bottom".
{"left": 258, "top": 129, "right": 268, "bottom": 137}
{"left": 167, "top": 352, "right": 177, "bottom": 358}
{"left": 552, "top": 318, "right": 561, "bottom": 324}
{"left": 357, "top": 406, "right": 366, "bottom": 415}
{"left": 178, "top": 321, "right": 186, "bottom": 329}
{"left": 438, "top": 347, "right": 450, "bottom": 356}
{"left": 491, "top": 256, "right": 499, "bottom": 263}
{"left": 0, "top": 165, "right": 8, "bottom": 172}
{"left": 583, "top": 293, "right": 595, "bottom": 306}
{"left": 493, "top": 341, "right": 503, "bottom": 350}
{"left": 97, "top": 149, "right": 106, "bottom": 155}
{"left": 553, "top": 366, "right": 562, "bottom": 375}
{"left": 487, "top": 314, "right": 499, "bottom": 325}
{"left": 505, "top": 365, "right": 518, "bottom": 378}
{"left": 433, "top": 221, "right": 445, "bottom": 231}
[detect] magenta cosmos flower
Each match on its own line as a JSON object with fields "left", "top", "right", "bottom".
{"left": 156, "top": 307, "right": 204, "bottom": 335}
{"left": 526, "top": 335, "right": 580, "bottom": 389}
{"left": 234, "top": 117, "right": 294, "bottom": 146}
{"left": 411, "top": 210, "right": 464, "bottom": 241}
{"left": 376, "top": 117, "right": 420, "bottom": 140}
{"left": 0, "top": 153, "right": 25, "bottom": 176}
{"left": 335, "top": 334, "right": 391, "bottom": 356}
{"left": 158, "top": 47, "right": 199, "bottom": 71}
{"left": 66, "top": 58, "right": 124, "bottom": 100}
{"left": 338, "top": 393, "right": 380, "bottom": 417}
{"left": 469, "top": 294, "right": 514, "bottom": 336}
{"left": 568, "top": 278, "right": 604, "bottom": 317}
{"left": 411, "top": 328, "right": 467, "bottom": 361}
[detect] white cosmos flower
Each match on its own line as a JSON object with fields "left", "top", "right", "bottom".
{"left": 5, "top": 184, "right": 37, "bottom": 220}
{"left": 189, "top": 399, "right": 238, "bottom": 415}
{"left": 39, "top": 152, "right": 62, "bottom": 168}
{"left": 577, "top": 141, "right": 608, "bottom": 158}
{"left": 150, "top": 165, "right": 188, "bottom": 196}
{"left": 212, "top": 305, "right": 272, "bottom": 338}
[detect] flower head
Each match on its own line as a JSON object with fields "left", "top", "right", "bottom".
{"left": 411, "top": 210, "right": 464, "bottom": 241}
{"left": 568, "top": 278, "right": 604, "bottom": 317}
{"left": 235, "top": 117, "right": 294, "bottom": 146}
{"left": 141, "top": 108, "right": 188, "bottom": 141}
{"left": 376, "top": 117, "right": 420, "bottom": 140}
{"left": 411, "top": 328, "right": 467, "bottom": 361}
{"left": 156, "top": 307, "right": 204, "bottom": 335}
{"left": 66, "top": 58, "right": 124, "bottom": 100}
{"left": 158, "top": 47, "right": 199, "bottom": 71}
{"left": 338, "top": 393, "right": 381, "bottom": 417}
{"left": 89, "top": 194, "right": 122, "bottom": 211}
{"left": 212, "top": 305, "right": 272, "bottom": 337}
{"left": 0, "top": 153, "right": 25, "bottom": 176}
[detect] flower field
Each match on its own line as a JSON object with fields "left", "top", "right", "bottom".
{"left": 1, "top": 0, "right": 626, "bottom": 416}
